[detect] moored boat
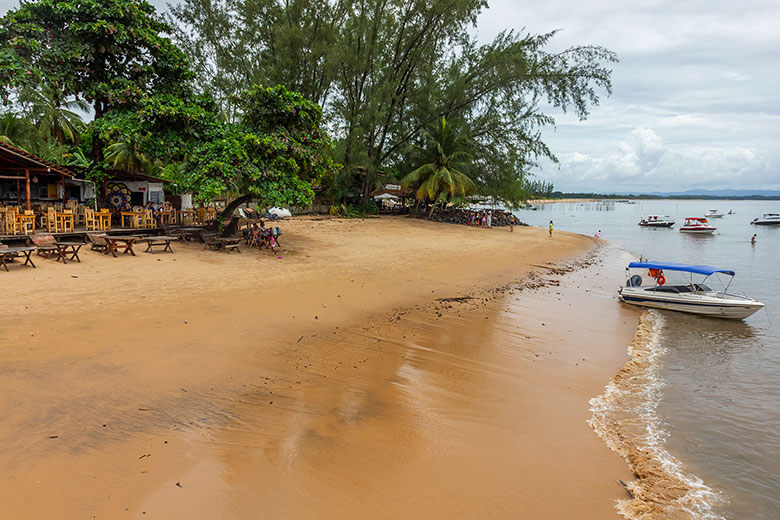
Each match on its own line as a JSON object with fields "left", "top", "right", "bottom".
{"left": 679, "top": 217, "right": 716, "bottom": 234}
{"left": 705, "top": 209, "right": 724, "bottom": 218}
{"left": 639, "top": 215, "right": 675, "bottom": 227}
{"left": 618, "top": 262, "right": 765, "bottom": 319}
{"left": 750, "top": 213, "right": 780, "bottom": 225}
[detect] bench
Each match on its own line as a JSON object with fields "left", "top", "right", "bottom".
{"left": 86, "top": 232, "right": 108, "bottom": 253}
{"left": 138, "top": 235, "right": 178, "bottom": 253}
{"left": 29, "top": 233, "right": 83, "bottom": 264}
{"left": 204, "top": 236, "right": 242, "bottom": 253}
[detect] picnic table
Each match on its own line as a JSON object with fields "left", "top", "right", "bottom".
{"left": 177, "top": 227, "right": 204, "bottom": 242}
{"left": 137, "top": 235, "right": 178, "bottom": 253}
{"left": 204, "top": 237, "right": 242, "bottom": 253}
{"left": 0, "top": 246, "right": 37, "bottom": 271}
{"left": 54, "top": 241, "right": 83, "bottom": 264}
{"left": 105, "top": 236, "right": 140, "bottom": 258}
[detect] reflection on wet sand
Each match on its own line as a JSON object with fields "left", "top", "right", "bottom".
{"left": 137, "top": 251, "right": 637, "bottom": 519}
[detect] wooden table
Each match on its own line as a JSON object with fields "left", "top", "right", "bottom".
{"left": 157, "top": 210, "right": 174, "bottom": 225}
{"left": 137, "top": 235, "right": 178, "bottom": 253}
{"left": 177, "top": 209, "right": 196, "bottom": 225}
{"left": 55, "top": 212, "right": 74, "bottom": 232}
{"left": 54, "top": 241, "right": 83, "bottom": 264}
{"left": 121, "top": 211, "right": 143, "bottom": 229}
{"left": 96, "top": 211, "right": 112, "bottom": 230}
{"left": 105, "top": 236, "right": 139, "bottom": 257}
{"left": 204, "top": 237, "right": 242, "bottom": 253}
{"left": 15, "top": 213, "right": 36, "bottom": 235}
{"left": 0, "top": 246, "right": 37, "bottom": 271}
{"left": 177, "top": 227, "right": 203, "bottom": 242}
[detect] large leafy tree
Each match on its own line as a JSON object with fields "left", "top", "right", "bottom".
{"left": 168, "top": 0, "right": 617, "bottom": 207}
{"left": 170, "top": 85, "right": 338, "bottom": 234}
{"left": 0, "top": 0, "right": 193, "bottom": 165}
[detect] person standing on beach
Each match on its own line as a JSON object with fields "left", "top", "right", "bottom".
{"left": 509, "top": 214, "right": 515, "bottom": 232}
{"left": 486, "top": 210, "right": 492, "bottom": 229}
{"left": 548, "top": 220, "right": 554, "bottom": 237}
{"left": 481, "top": 212, "right": 487, "bottom": 228}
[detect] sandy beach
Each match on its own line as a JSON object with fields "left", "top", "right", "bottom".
{"left": 0, "top": 216, "right": 637, "bottom": 518}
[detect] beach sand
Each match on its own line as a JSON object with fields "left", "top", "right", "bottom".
{"left": 0, "top": 216, "right": 636, "bottom": 518}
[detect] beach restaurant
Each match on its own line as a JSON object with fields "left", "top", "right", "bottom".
{"left": 0, "top": 142, "right": 81, "bottom": 208}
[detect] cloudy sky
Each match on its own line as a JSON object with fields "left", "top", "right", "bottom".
{"left": 2, "top": 0, "right": 778, "bottom": 193}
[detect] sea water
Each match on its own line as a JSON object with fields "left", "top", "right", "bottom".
{"left": 514, "top": 200, "right": 780, "bottom": 519}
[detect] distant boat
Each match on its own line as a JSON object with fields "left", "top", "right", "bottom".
{"left": 680, "top": 217, "right": 716, "bottom": 234}
{"left": 639, "top": 215, "right": 675, "bottom": 227}
{"left": 751, "top": 213, "right": 780, "bottom": 225}
{"left": 705, "top": 209, "right": 724, "bottom": 218}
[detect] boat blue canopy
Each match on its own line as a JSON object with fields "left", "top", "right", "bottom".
{"left": 628, "top": 262, "right": 735, "bottom": 276}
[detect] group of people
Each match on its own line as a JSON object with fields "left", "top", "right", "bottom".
{"left": 469, "top": 210, "right": 494, "bottom": 228}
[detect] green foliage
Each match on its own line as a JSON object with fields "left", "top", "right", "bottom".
{"left": 402, "top": 117, "right": 475, "bottom": 203}
{"left": 0, "top": 0, "right": 192, "bottom": 117}
{"left": 168, "top": 0, "right": 616, "bottom": 205}
{"left": 173, "top": 85, "right": 338, "bottom": 207}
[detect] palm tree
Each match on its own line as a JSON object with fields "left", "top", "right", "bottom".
{"left": 21, "top": 84, "right": 88, "bottom": 146}
{"left": 402, "top": 116, "right": 475, "bottom": 215}
{"left": 0, "top": 111, "right": 35, "bottom": 148}
{"left": 105, "top": 136, "right": 153, "bottom": 175}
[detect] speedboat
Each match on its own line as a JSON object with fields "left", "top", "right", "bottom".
{"left": 705, "top": 209, "right": 724, "bottom": 218}
{"left": 639, "top": 215, "right": 675, "bottom": 227}
{"left": 679, "top": 217, "right": 716, "bottom": 234}
{"left": 751, "top": 213, "right": 780, "bottom": 225}
{"left": 618, "top": 262, "right": 765, "bottom": 319}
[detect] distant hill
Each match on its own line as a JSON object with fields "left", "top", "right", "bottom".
{"left": 556, "top": 189, "right": 780, "bottom": 200}
{"left": 637, "top": 189, "right": 780, "bottom": 197}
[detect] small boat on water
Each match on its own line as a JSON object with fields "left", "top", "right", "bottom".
{"left": 705, "top": 209, "right": 724, "bottom": 218}
{"left": 618, "top": 262, "right": 765, "bottom": 319}
{"left": 639, "top": 215, "right": 675, "bottom": 227}
{"left": 679, "top": 217, "right": 716, "bottom": 234}
{"left": 750, "top": 213, "right": 780, "bottom": 225}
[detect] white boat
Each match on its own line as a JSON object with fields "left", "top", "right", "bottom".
{"left": 638, "top": 215, "right": 675, "bottom": 227}
{"left": 705, "top": 209, "right": 724, "bottom": 218}
{"left": 679, "top": 217, "right": 716, "bottom": 234}
{"left": 750, "top": 213, "right": 780, "bottom": 225}
{"left": 618, "top": 262, "right": 765, "bottom": 319}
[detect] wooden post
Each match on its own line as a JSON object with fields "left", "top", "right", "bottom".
{"left": 25, "top": 168, "right": 31, "bottom": 210}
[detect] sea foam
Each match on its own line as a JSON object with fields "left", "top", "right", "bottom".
{"left": 589, "top": 310, "right": 725, "bottom": 520}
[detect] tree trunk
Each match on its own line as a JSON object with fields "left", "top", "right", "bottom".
{"left": 216, "top": 194, "right": 253, "bottom": 237}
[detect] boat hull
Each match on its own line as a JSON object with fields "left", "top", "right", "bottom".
{"left": 751, "top": 220, "right": 780, "bottom": 225}
{"left": 680, "top": 228, "right": 716, "bottom": 233}
{"left": 640, "top": 222, "right": 674, "bottom": 227}
{"left": 619, "top": 289, "right": 764, "bottom": 319}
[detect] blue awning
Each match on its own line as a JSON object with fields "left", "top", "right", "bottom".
{"left": 628, "top": 262, "right": 735, "bottom": 276}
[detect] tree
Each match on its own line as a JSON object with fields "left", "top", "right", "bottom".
{"left": 0, "top": 0, "right": 193, "bottom": 165}
{"left": 402, "top": 117, "right": 475, "bottom": 214}
{"left": 172, "top": 85, "right": 339, "bottom": 235}
{"left": 168, "top": 0, "right": 616, "bottom": 205}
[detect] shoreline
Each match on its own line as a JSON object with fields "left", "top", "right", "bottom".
{"left": 1, "top": 216, "right": 636, "bottom": 518}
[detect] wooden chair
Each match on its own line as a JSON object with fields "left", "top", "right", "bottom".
{"left": 141, "top": 209, "right": 156, "bottom": 229}
{"left": 20, "top": 210, "right": 35, "bottom": 235}
{"left": 46, "top": 207, "right": 58, "bottom": 232}
{"left": 59, "top": 210, "right": 74, "bottom": 232}
{"left": 84, "top": 208, "right": 100, "bottom": 231}
{"left": 4, "top": 208, "right": 18, "bottom": 235}
{"left": 29, "top": 233, "right": 60, "bottom": 259}
{"left": 86, "top": 232, "right": 108, "bottom": 253}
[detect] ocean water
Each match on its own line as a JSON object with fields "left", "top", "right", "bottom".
{"left": 515, "top": 200, "right": 780, "bottom": 519}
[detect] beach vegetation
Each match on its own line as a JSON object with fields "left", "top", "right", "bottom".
{"left": 402, "top": 116, "right": 475, "bottom": 215}
{"left": 168, "top": 0, "right": 616, "bottom": 207}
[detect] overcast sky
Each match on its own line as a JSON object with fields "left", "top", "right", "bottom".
{"left": 2, "top": 0, "right": 778, "bottom": 193}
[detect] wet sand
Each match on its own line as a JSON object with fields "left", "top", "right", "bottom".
{"left": 0, "top": 216, "right": 635, "bottom": 518}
